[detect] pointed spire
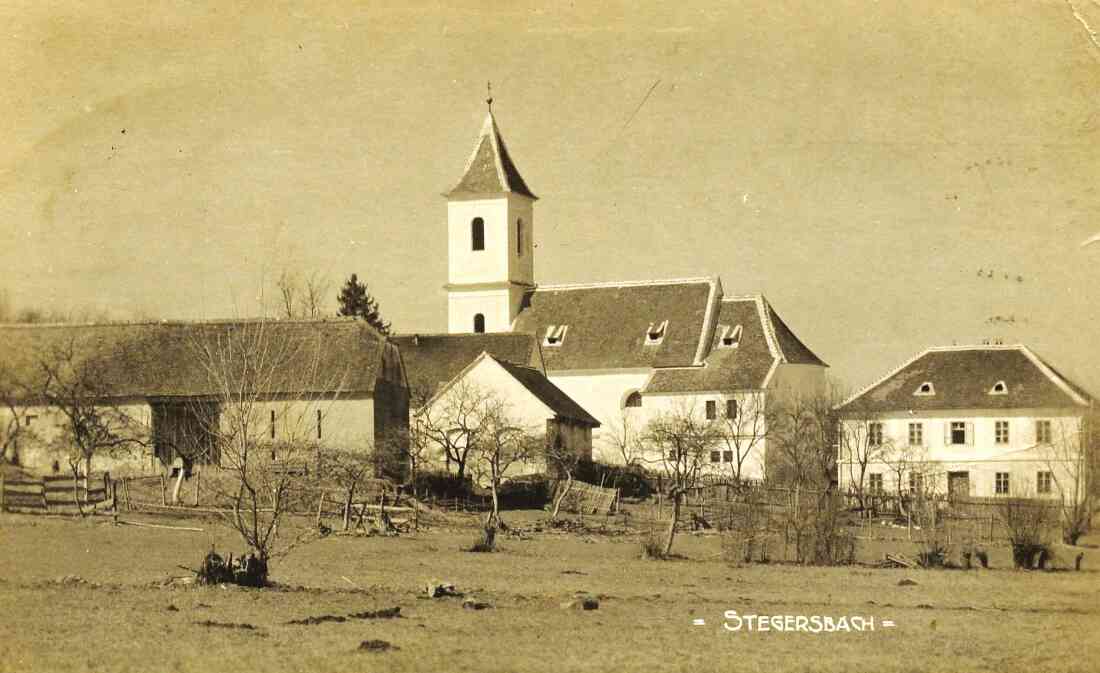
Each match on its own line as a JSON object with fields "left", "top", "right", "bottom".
{"left": 447, "top": 96, "right": 536, "bottom": 200}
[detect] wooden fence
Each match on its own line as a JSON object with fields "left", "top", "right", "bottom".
{"left": 0, "top": 472, "right": 113, "bottom": 514}
{"left": 551, "top": 479, "right": 620, "bottom": 515}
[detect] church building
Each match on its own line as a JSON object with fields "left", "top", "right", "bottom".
{"left": 401, "top": 102, "right": 829, "bottom": 478}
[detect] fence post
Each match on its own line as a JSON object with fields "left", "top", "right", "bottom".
{"left": 989, "top": 511, "right": 995, "bottom": 543}
{"left": 0, "top": 471, "right": 5, "bottom": 513}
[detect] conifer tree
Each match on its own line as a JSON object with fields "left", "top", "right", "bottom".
{"left": 336, "top": 274, "right": 391, "bottom": 334}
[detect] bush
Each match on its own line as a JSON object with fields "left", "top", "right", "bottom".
{"left": 574, "top": 460, "right": 653, "bottom": 499}
{"left": 410, "top": 471, "right": 474, "bottom": 500}
{"left": 997, "top": 497, "right": 1055, "bottom": 569}
{"left": 467, "top": 525, "right": 496, "bottom": 553}
{"left": 497, "top": 475, "right": 552, "bottom": 509}
{"left": 640, "top": 528, "right": 667, "bottom": 560}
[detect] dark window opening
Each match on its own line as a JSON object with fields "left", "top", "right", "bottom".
{"left": 316, "top": 409, "right": 323, "bottom": 440}
{"left": 726, "top": 399, "right": 738, "bottom": 419}
{"left": 624, "top": 391, "right": 642, "bottom": 408}
{"left": 705, "top": 400, "right": 717, "bottom": 420}
{"left": 950, "top": 421, "right": 966, "bottom": 445}
{"left": 270, "top": 410, "right": 276, "bottom": 440}
{"left": 473, "top": 313, "right": 485, "bottom": 334}
{"left": 710, "top": 451, "right": 721, "bottom": 463}
{"left": 1037, "top": 471, "right": 1052, "bottom": 494}
{"left": 471, "top": 217, "right": 485, "bottom": 251}
{"left": 995, "top": 472, "right": 1010, "bottom": 495}
{"left": 516, "top": 218, "right": 523, "bottom": 256}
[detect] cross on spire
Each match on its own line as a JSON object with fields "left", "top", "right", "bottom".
{"left": 486, "top": 81, "right": 493, "bottom": 110}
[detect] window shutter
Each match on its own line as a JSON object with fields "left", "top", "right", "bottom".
{"left": 944, "top": 421, "right": 952, "bottom": 445}
{"left": 965, "top": 421, "right": 974, "bottom": 446}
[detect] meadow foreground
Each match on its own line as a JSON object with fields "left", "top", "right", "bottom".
{"left": 1, "top": 512, "right": 1098, "bottom": 673}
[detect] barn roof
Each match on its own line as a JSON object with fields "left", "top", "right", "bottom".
{"left": 836, "top": 345, "right": 1092, "bottom": 413}
{"left": 0, "top": 319, "right": 395, "bottom": 401}
{"left": 390, "top": 332, "right": 541, "bottom": 403}
{"left": 446, "top": 111, "right": 536, "bottom": 199}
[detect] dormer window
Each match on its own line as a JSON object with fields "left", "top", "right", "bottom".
{"left": 989, "top": 380, "right": 1007, "bottom": 395}
{"left": 914, "top": 382, "right": 935, "bottom": 396}
{"left": 719, "top": 324, "right": 743, "bottom": 348}
{"left": 544, "top": 324, "right": 568, "bottom": 347}
{"left": 645, "top": 320, "right": 668, "bottom": 345}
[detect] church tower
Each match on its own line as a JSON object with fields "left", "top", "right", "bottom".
{"left": 444, "top": 99, "right": 537, "bottom": 334}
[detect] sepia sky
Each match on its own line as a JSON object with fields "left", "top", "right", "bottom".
{"left": 2, "top": 0, "right": 1099, "bottom": 395}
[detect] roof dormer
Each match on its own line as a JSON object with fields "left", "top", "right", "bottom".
{"left": 914, "top": 381, "right": 935, "bottom": 396}
{"left": 543, "top": 324, "right": 568, "bottom": 347}
{"left": 989, "top": 380, "right": 1008, "bottom": 395}
{"left": 645, "top": 320, "right": 668, "bottom": 345}
{"left": 719, "top": 324, "right": 743, "bottom": 348}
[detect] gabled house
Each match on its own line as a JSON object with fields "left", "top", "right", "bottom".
{"left": 415, "top": 351, "right": 600, "bottom": 479}
{"left": 835, "top": 344, "right": 1093, "bottom": 502}
{"left": 0, "top": 319, "right": 408, "bottom": 475}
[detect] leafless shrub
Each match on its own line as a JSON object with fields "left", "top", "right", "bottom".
{"left": 997, "top": 496, "right": 1055, "bottom": 569}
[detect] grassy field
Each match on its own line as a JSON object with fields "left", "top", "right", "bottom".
{"left": 1, "top": 510, "right": 1098, "bottom": 673}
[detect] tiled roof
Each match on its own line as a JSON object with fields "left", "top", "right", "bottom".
{"left": 642, "top": 296, "right": 827, "bottom": 394}
{"left": 513, "top": 278, "right": 718, "bottom": 371}
{"left": 391, "top": 332, "right": 541, "bottom": 402}
{"left": 491, "top": 356, "right": 600, "bottom": 427}
{"left": 0, "top": 319, "right": 393, "bottom": 400}
{"left": 837, "top": 345, "right": 1092, "bottom": 413}
{"left": 447, "top": 111, "right": 536, "bottom": 199}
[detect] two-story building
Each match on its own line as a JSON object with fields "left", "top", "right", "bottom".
{"left": 835, "top": 344, "right": 1093, "bottom": 502}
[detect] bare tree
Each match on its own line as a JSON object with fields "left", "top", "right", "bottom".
{"left": 641, "top": 400, "right": 721, "bottom": 556}
{"left": 417, "top": 379, "right": 489, "bottom": 482}
{"left": 605, "top": 409, "right": 644, "bottom": 468}
{"left": 1043, "top": 413, "right": 1096, "bottom": 545}
{"left": 302, "top": 271, "right": 331, "bottom": 318}
{"left": 276, "top": 270, "right": 300, "bottom": 319}
{"left": 466, "top": 394, "right": 541, "bottom": 529}
{"left": 0, "top": 364, "right": 33, "bottom": 465}
{"left": 715, "top": 392, "right": 772, "bottom": 484}
{"left": 319, "top": 448, "right": 375, "bottom": 531}
{"left": 544, "top": 431, "right": 582, "bottom": 521}
{"left": 28, "top": 338, "right": 149, "bottom": 515}
{"left": 836, "top": 410, "right": 891, "bottom": 511}
{"left": 190, "top": 321, "right": 350, "bottom": 580}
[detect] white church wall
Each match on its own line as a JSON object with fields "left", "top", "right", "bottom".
{"left": 447, "top": 198, "right": 513, "bottom": 285}
{"left": 545, "top": 370, "right": 652, "bottom": 463}
{"left": 447, "top": 288, "right": 513, "bottom": 334}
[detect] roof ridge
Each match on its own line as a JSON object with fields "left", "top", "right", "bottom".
{"left": 754, "top": 296, "right": 785, "bottom": 363}
{"left": 1017, "top": 345, "right": 1090, "bottom": 406}
{"left": 534, "top": 276, "right": 718, "bottom": 292}
{"left": 836, "top": 346, "right": 933, "bottom": 410}
{"left": 0, "top": 316, "right": 363, "bottom": 328}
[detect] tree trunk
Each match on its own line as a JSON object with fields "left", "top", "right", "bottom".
{"left": 663, "top": 490, "right": 681, "bottom": 557}
{"left": 550, "top": 471, "right": 574, "bottom": 521}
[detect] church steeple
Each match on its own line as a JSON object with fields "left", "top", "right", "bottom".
{"left": 447, "top": 106, "right": 537, "bottom": 200}
{"left": 444, "top": 97, "right": 536, "bottom": 335}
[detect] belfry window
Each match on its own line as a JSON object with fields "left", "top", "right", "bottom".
{"left": 516, "top": 218, "right": 524, "bottom": 256}
{"left": 471, "top": 217, "right": 485, "bottom": 251}
{"left": 473, "top": 313, "right": 485, "bottom": 334}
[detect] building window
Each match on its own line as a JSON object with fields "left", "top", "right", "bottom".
{"left": 723, "top": 450, "right": 733, "bottom": 463}
{"left": 316, "top": 409, "right": 323, "bottom": 440}
{"left": 25, "top": 414, "right": 37, "bottom": 427}
{"left": 1036, "top": 420, "right": 1052, "bottom": 444}
{"left": 471, "top": 217, "right": 485, "bottom": 251}
{"left": 516, "top": 218, "right": 523, "bottom": 256}
{"left": 710, "top": 450, "right": 721, "bottom": 464}
{"left": 1037, "top": 471, "right": 1053, "bottom": 494}
{"left": 950, "top": 421, "right": 967, "bottom": 445}
{"left": 914, "top": 381, "right": 935, "bottom": 396}
{"left": 995, "top": 420, "right": 1009, "bottom": 444}
{"left": 473, "top": 313, "right": 485, "bottom": 334}
{"left": 705, "top": 400, "right": 717, "bottom": 420}
{"left": 270, "top": 410, "right": 276, "bottom": 440}
{"left": 908, "top": 422, "right": 923, "bottom": 447}
{"left": 645, "top": 320, "right": 668, "bottom": 345}
{"left": 719, "top": 324, "right": 742, "bottom": 348}
{"left": 726, "top": 399, "right": 738, "bottom": 419}
{"left": 990, "top": 380, "right": 1007, "bottom": 395}
{"left": 995, "top": 472, "right": 1010, "bottom": 495}
{"left": 868, "top": 422, "right": 884, "bottom": 446}
{"left": 624, "top": 391, "right": 642, "bottom": 408}
{"left": 909, "top": 472, "right": 924, "bottom": 495}
{"left": 869, "top": 473, "right": 884, "bottom": 494}
{"left": 543, "top": 324, "right": 568, "bottom": 346}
